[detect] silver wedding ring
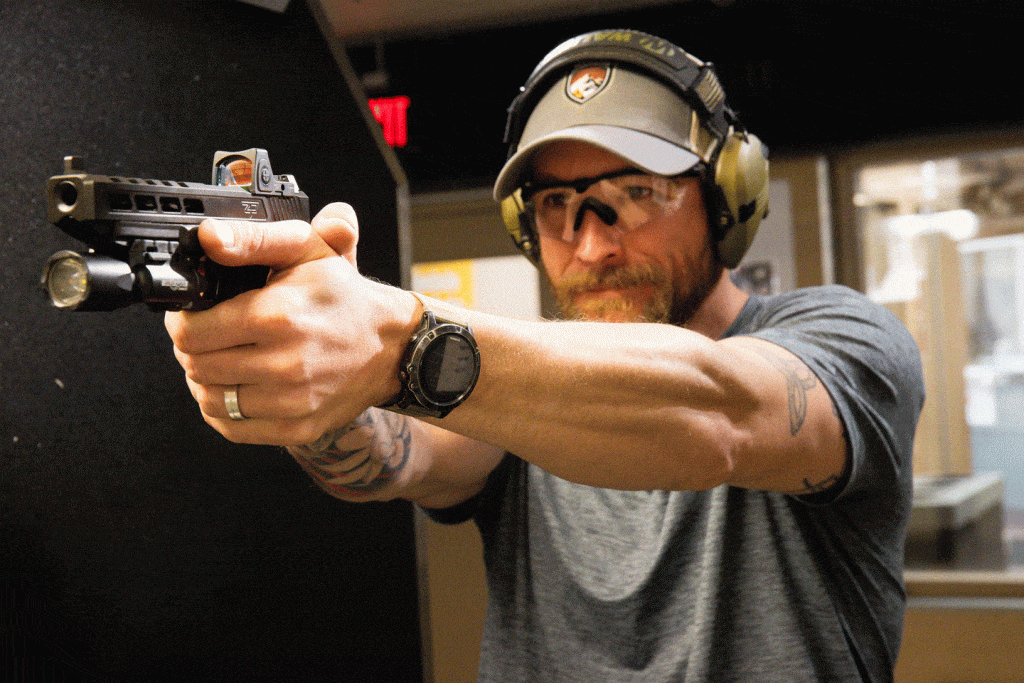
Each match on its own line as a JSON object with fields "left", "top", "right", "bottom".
{"left": 224, "top": 385, "right": 246, "bottom": 421}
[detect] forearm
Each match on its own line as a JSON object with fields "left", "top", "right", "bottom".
{"left": 432, "top": 314, "right": 746, "bottom": 491}
{"left": 288, "top": 407, "right": 503, "bottom": 508}
{"left": 288, "top": 409, "right": 415, "bottom": 502}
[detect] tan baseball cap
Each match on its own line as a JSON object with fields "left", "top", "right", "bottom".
{"left": 493, "top": 64, "right": 718, "bottom": 200}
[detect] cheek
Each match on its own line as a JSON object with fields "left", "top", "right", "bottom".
{"left": 538, "top": 237, "right": 572, "bottom": 280}
{"left": 621, "top": 231, "right": 673, "bottom": 270}
{"left": 641, "top": 216, "right": 709, "bottom": 264}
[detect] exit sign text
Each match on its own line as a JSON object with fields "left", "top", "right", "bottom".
{"left": 369, "top": 96, "right": 410, "bottom": 148}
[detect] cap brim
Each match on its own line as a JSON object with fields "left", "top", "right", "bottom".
{"left": 493, "top": 125, "right": 701, "bottom": 200}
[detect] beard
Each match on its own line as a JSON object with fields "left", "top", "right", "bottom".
{"left": 550, "top": 239, "right": 722, "bottom": 325}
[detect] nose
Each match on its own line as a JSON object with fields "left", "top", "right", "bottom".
{"left": 572, "top": 204, "right": 625, "bottom": 265}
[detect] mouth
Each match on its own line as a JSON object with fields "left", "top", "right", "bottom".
{"left": 572, "top": 283, "right": 653, "bottom": 302}
{"left": 566, "top": 284, "right": 664, "bottom": 322}
{"left": 552, "top": 264, "right": 673, "bottom": 323}
{"left": 560, "top": 265, "right": 662, "bottom": 299}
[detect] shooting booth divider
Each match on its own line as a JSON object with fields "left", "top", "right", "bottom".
{"left": 0, "top": 1, "right": 420, "bottom": 680}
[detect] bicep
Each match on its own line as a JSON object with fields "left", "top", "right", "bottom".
{"left": 718, "top": 336, "right": 848, "bottom": 496}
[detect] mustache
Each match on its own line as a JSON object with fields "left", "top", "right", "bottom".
{"left": 554, "top": 264, "right": 668, "bottom": 298}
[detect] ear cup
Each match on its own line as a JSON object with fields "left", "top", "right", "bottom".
{"left": 711, "top": 130, "right": 770, "bottom": 269}
{"left": 500, "top": 191, "right": 540, "bottom": 265}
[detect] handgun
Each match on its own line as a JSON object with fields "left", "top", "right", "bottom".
{"left": 41, "top": 148, "right": 310, "bottom": 311}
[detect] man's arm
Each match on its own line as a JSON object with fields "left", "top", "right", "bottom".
{"left": 165, "top": 208, "right": 846, "bottom": 500}
{"left": 405, "top": 298, "right": 847, "bottom": 496}
{"left": 282, "top": 309, "right": 844, "bottom": 500}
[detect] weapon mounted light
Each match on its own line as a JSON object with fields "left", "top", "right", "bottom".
{"left": 42, "top": 250, "right": 136, "bottom": 311}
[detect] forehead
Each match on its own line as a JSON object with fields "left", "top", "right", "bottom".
{"left": 530, "top": 140, "right": 634, "bottom": 183}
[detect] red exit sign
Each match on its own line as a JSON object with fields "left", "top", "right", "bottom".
{"left": 369, "top": 96, "right": 410, "bottom": 148}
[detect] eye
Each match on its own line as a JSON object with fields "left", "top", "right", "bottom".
{"left": 537, "top": 190, "right": 569, "bottom": 210}
{"left": 624, "top": 185, "right": 654, "bottom": 201}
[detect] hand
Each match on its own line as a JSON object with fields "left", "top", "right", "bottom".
{"left": 164, "top": 203, "right": 418, "bottom": 445}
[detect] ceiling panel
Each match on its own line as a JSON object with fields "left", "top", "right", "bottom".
{"left": 314, "top": 0, "right": 687, "bottom": 44}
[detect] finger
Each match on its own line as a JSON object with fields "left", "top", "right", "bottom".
{"left": 179, "top": 345, "right": 330, "bottom": 397}
{"left": 172, "top": 343, "right": 254, "bottom": 387}
{"left": 204, "top": 414, "right": 335, "bottom": 447}
{"left": 192, "top": 382, "right": 296, "bottom": 423}
{"left": 166, "top": 304, "right": 261, "bottom": 355}
{"left": 193, "top": 387, "right": 338, "bottom": 446}
{"left": 197, "top": 218, "right": 336, "bottom": 270}
{"left": 311, "top": 202, "right": 359, "bottom": 265}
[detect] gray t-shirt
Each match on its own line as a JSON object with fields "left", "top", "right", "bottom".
{"left": 430, "top": 285, "right": 924, "bottom": 682}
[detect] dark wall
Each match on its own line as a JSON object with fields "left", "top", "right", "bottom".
{"left": 1, "top": 1, "right": 420, "bottom": 681}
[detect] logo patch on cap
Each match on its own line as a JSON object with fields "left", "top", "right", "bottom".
{"left": 566, "top": 64, "right": 611, "bottom": 104}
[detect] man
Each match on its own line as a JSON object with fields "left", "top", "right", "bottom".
{"left": 165, "top": 29, "right": 924, "bottom": 682}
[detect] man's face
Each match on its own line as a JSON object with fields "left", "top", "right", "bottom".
{"left": 531, "top": 140, "right": 721, "bottom": 324}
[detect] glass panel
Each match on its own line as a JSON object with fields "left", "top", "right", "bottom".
{"left": 855, "top": 147, "right": 1024, "bottom": 571}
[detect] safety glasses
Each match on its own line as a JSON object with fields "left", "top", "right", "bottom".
{"left": 522, "top": 168, "right": 697, "bottom": 243}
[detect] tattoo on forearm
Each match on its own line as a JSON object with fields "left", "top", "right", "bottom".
{"left": 291, "top": 410, "right": 412, "bottom": 498}
{"left": 753, "top": 346, "right": 818, "bottom": 436}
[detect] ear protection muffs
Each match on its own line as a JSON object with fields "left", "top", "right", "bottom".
{"left": 498, "top": 29, "right": 769, "bottom": 269}
{"left": 500, "top": 189, "right": 540, "bottom": 264}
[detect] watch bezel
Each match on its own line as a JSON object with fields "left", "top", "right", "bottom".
{"left": 405, "top": 321, "right": 481, "bottom": 411}
{"left": 382, "top": 309, "right": 481, "bottom": 418}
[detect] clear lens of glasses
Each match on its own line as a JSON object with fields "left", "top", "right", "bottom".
{"left": 526, "top": 172, "right": 689, "bottom": 243}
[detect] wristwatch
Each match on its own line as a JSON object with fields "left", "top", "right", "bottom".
{"left": 380, "top": 293, "right": 481, "bottom": 418}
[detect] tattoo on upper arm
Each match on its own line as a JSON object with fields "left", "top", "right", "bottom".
{"left": 797, "top": 473, "right": 842, "bottom": 496}
{"left": 291, "top": 410, "right": 412, "bottom": 497}
{"left": 752, "top": 346, "right": 818, "bottom": 436}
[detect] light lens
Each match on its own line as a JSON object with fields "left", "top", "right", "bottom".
{"left": 45, "top": 254, "right": 89, "bottom": 308}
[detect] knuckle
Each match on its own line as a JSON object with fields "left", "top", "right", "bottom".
{"left": 320, "top": 202, "right": 358, "bottom": 228}
{"left": 163, "top": 312, "right": 182, "bottom": 340}
{"left": 292, "top": 388, "right": 325, "bottom": 419}
{"left": 269, "top": 381, "right": 322, "bottom": 420}
{"left": 180, "top": 357, "right": 210, "bottom": 385}
{"left": 203, "top": 414, "right": 234, "bottom": 440}
{"left": 165, "top": 317, "right": 189, "bottom": 349}
{"left": 248, "top": 295, "right": 300, "bottom": 335}
{"left": 168, "top": 323, "right": 202, "bottom": 355}
{"left": 232, "top": 220, "right": 265, "bottom": 254}
{"left": 194, "top": 384, "right": 223, "bottom": 416}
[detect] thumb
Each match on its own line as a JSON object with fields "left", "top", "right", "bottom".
{"left": 198, "top": 218, "right": 336, "bottom": 271}
{"left": 311, "top": 202, "right": 359, "bottom": 266}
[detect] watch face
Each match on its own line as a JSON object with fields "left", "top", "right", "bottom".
{"left": 419, "top": 332, "right": 478, "bottom": 404}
